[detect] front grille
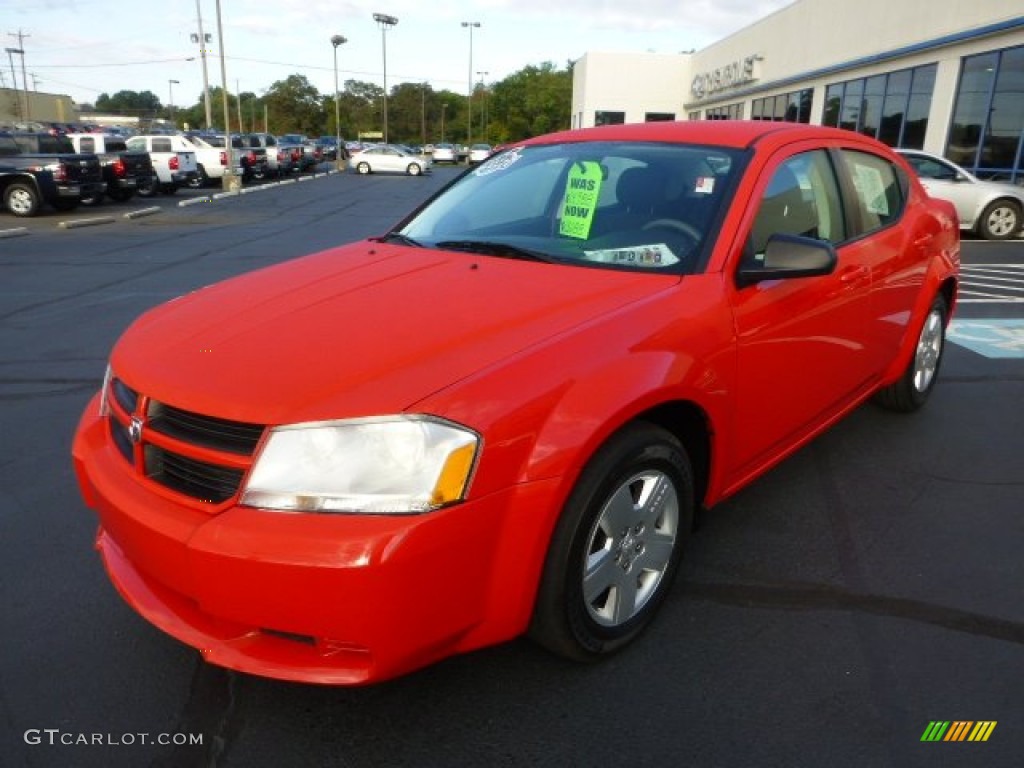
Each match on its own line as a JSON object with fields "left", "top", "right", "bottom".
{"left": 148, "top": 401, "right": 264, "bottom": 455}
{"left": 107, "top": 377, "right": 265, "bottom": 506}
{"left": 144, "top": 445, "right": 246, "bottom": 504}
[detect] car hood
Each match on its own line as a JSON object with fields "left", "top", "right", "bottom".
{"left": 112, "top": 242, "right": 678, "bottom": 425}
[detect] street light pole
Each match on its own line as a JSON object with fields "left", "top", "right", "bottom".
{"left": 476, "top": 70, "right": 489, "bottom": 141}
{"left": 168, "top": 79, "right": 179, "bottom": 125}
{"left": 461, "top": 21, "right": 480, "bottom": 155}
{"left": 331, "top": 34, "right": 347, "bottom": 169}
{"left": 372, "top": 13, "right": 397, "bottom": 145}
{"left": 441, "top": 103, "right": 447, "bottom": 143}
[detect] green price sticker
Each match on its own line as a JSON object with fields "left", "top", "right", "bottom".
{"left": 559, "top": 161, "right": 603, "bottom": 240}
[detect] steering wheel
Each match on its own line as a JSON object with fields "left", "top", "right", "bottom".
{"left": 642, "top": 218, "right": 701, "bottom": 241}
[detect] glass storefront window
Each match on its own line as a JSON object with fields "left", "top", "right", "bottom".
{"left": 751, "top": 89, "right": 812, "bottom": 123}
{"left": 980, "top": 46, "right": 1024, "bottom": 176}
{"left": 594, "top": 111, "right": 626, "bottom": 126}
{"left": 948, "top": 52, "right": 997, "bottom": 166}
{"left": 825, "top": 64, "right": 935, "bottom": 148}
{"left": 840, "top": 80, "right": 863, "bottom": 131}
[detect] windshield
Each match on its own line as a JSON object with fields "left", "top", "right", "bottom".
{"left": 400, "top": 141, "right": 742, "bottom": 274}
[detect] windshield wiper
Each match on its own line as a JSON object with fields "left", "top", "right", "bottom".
{"left": 372, "top": 231, "right": 424, "bottom": 247}
{"left": 435, "top": 239, "right": 557, "bottom": 263}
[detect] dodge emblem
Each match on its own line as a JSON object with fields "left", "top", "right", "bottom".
{"left": 128, "top": 417, "right": 144, "bottom": 444}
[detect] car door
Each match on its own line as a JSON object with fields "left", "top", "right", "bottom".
{"left": 727, "top": 147, "right": 874, "bottom": 479}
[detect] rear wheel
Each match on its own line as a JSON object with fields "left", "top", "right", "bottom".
{"left": 529, "top": 422, "right": 693, "bottom": 661}
{"left": 107, "top": 188, "right": 136, "bottom": 203}
{"left": 137, "top": 176, "right": 158, "bottom": 198}
{"left": 977, "top": 199, "right": 1021, "bottom": 240}
{"left": 4, "top": 182, "right": 41, "bottom": 217}
{"left": 80, "top": 190, "right": 105, "bottom": 206}
{"left": 187, "top": 165, "right": 209, "bottom": 189}
{"left": 357, "top": 162, "right": 371, "bottom": 175}
{"left": 874, "top": 294, "right": 947, "bottom": 412}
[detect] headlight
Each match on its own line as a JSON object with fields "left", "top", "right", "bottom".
{"left": 240, "top": 416, "right": 480, "bottom": 514}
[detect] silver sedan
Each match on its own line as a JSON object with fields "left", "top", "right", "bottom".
{"left": 897, "top": 149, "right": 1024, "bottom": 240}
{"left": 349, "top": 145, "right": 431, "bottom": 176}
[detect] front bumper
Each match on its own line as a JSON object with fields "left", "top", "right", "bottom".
{"left": 72, "top": 396, "right": 560, "bottom": 684}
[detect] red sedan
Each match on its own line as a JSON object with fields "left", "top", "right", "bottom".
{"left": 72, "top": 121, "right": 959, "bottom": 684}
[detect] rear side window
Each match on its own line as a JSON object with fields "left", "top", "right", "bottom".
{"left": 78, "top": 136, "right": 95, "bottom": 153}
{"left": 152, "top": 138, "right": 173, "bottom": 153}
{"left": 840, "top": 150, "right": 904, "bottom": 235}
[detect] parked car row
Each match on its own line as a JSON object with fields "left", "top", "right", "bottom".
{"left": 0, "top": 129, "right": 337, "bottom": 217}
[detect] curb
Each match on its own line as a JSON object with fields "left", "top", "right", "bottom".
{"left": 123, "top": 207, "right": 162, "bottom": 219}
{"left": 178, "top": 196, "right": 213, "bottom": 208}
{"left": 58, "top": 216, "right": 116, "bottom": 230}
{"left": 0, "top": 226, "right": 30, "bottom": 239}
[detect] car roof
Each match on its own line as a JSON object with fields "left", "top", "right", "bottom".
{"left": 521, "top": 120, "right": 868, "bottom": 151}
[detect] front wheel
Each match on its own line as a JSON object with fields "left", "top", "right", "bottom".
{"left": 874, "top": 294, "right": 948, "bottom": 412}
{"left": 977, "top": 199, "right": 1021, "bottom": 240}
{"left": 356, "top": 162, "right": 371, "bottom": 175}
{"left": 406, "top": 163, "right": 422, "bottom": 176}
{"left": 3, "top": 182, "right": 41, "bottom": 217}
{"left": 529, "top": 422, "right": 693, "bottom": 661}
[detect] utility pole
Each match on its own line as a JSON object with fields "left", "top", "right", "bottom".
{"left": 192, "top": 0, "right": 213, "bottom": 129}
{"left": 8, "top": 30, "right": 30, "bottom": 120}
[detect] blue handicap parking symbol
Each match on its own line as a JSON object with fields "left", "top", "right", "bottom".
{"left": 948, "top": 319, "right": 1024, "bottom": 359}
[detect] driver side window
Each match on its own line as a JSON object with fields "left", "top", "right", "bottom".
{"left": 748, "top": 150, "right": 845, "bottom": 258}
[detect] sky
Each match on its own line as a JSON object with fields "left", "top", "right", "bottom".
{"left": 5, "top": 0, "right": 795, "bottom": 109}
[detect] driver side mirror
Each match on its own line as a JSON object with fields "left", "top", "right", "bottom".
{"left": 736, "top": 234, "right": 837, "bottom": 288}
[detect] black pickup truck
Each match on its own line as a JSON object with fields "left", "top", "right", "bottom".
{"left": 0, "top": 131, "right": 105, "bottom": 217}
{"left": 67, "top": 133, "right": 155, "bottom": 204}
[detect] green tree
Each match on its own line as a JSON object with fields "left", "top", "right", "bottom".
{"left": 262, "top": 74, "right": 323, "bottom": 135}
{"left": 490, "top": 62, "right": 572, "bottom": 142}
{"left": 95, "top": 90, "right": 162, "bottom": 118}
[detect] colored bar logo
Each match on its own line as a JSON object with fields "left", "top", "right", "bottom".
{"left": 921, "top": 721, "right": 997, "bottom": 742}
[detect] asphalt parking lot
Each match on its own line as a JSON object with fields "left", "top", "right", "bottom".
{"left": 1, "top": 169, "right": 1022, "bottom": 768}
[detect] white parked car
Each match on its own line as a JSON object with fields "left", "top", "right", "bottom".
{"left": 468, "top": 143, "right": 492, "bottom": 163}
{"left": 431, "top": 142, "right": 456, "bottom": 163}
{"left": 181, "top": 133, "right": 243, "bottom": 187}
{"left": 896, "top": 149, "right": 1024, "bottom": 240}
{"left": 349, "top": 145, "right": 431, "bottom": 176}
{"left": 125, "top": 135, "right": 199, "bottom": 196}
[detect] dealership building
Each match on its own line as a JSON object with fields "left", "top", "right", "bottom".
{"left": 571, "top": 0, "right": 1024, "bottom": 182}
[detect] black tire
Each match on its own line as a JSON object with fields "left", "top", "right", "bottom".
{"left": 357, "top": 162, "right": 371, "bottom": 175}
{"left": 107, "top": 188, "right": 136, "bottom": 203}
{"left": 51, "top": 198, "right": 80, "bottom": 212}
{"left": 874, "top": 294, "right": 948, "bottom": 412}
{"left": 407, "top": 163, "right": 422, "bottom": 176}
{"left": 187, "top": 165, "right": 209, "bottom": 189}
{"left": 529, "top": 422, "right": 693, "bottom": 661}
{"left": 161, "top": 184, "right": 178, "bottom": 196}
{"left": 80, "top": 190, "right": 105, "bottom": 206}
{"left": 136, "top": 176, "right": 158, "bottom": 198}
{"left": 4, "top": 182, "right": 41, "bottom": 217}
{"left": 977, "top": 199, "right": 1021, "bottom": 241}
